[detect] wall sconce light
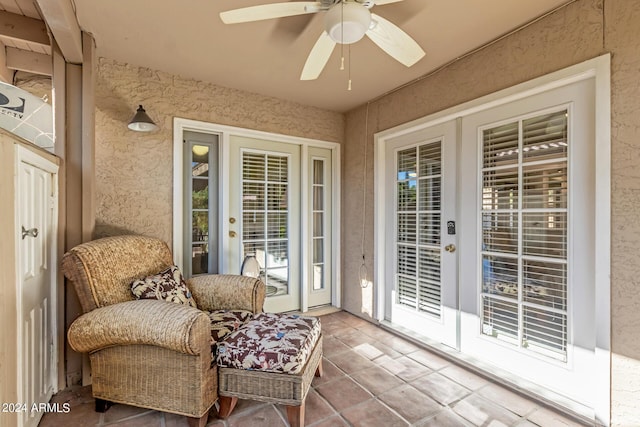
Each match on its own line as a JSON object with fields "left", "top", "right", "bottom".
{"left": 192, "top": 145, "right": 210, "bottom": 157}
{"left": 128, "top": 105, "right": 158, "bottom": 132}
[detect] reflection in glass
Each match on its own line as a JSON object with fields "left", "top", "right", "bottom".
{"left": 191, "top": 243, "right": 208, "bottom": 275}
{"left": 395, "top": 142, "right": 443, "bottom": 318}
{"left": 312, "top": 265, "right": 324, "bottom": 291}
{"left": 480, "top": 109, "right": 569, "bottom": 362}
{"left": 242, "top": 152, "right": 291, "bottom": 297}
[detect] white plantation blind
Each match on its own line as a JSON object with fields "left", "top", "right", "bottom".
{"left": 242, "top": 152, "right": 290, "bottom": 295}
{"left": 396, "top": 142, "right": 442, "bottom": 318}
{"left": 481, "top": 110, "right": 569, "bottom": 362}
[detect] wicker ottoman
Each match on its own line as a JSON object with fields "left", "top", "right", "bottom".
{"left": 216, "top": 312, "right": 323, "bottom": 427}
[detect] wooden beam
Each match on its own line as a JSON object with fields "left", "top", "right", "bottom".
{"left": 0, "top": 10, "right": 49, "bottom": 48}
{"left": 0, "top": 41, "right": 12, "bottom": 83}
{"left": 6, "top": 47, "right": 52, "bottom": 76}
{"left": 35, "top": 0, "right": 82, "bottom": 63}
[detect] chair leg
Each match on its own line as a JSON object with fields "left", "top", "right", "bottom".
{"left": 314, "top": 358, "right": 323, "bottom": 378}
{"left": 217, "top": 396, "right": 238, "bottom": 419}
{"left": 286, "top": 403, "right": 305, "bottom": 427}
{"left": 94, "top": 399, "right": 113, "bottom": 413}
{"left": 186, "top": 413, "right": 208, "bottom": 427}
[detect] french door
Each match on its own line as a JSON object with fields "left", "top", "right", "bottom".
{"left": 229, "top": 135, "right": 301, "bottom": 313}
{"left": 458, "top": 78, "right": 596, "bottom": 405}
{"left": 380, "top": 76, "right": 598, "bottom": 406}
{"left": 227, "top": 138, "right": 335, "bottom": 312}
{"left": 384, "top": 120, "right": 458, "bottom": 349}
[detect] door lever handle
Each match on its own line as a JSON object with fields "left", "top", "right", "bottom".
{"left": 22, "top": 226, "right": 39, "bottom": 240}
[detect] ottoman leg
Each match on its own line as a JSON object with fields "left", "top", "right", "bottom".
{"left": 218, "top": 396, "right": 238, "bottom": 418}
{"left": 286, "top": 403, "right": 305, "bottom": 427}
{"left": 186, "top": 413, "right": 208, "bottom": 427}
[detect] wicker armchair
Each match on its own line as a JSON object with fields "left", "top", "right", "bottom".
{"left": 61, "top": 235, "right": 265, "bottom": 427}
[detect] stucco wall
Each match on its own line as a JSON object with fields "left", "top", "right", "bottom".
{"left": 343, "top": 0, "right": 639, "bottom": 424}
{"left": 95, "top": 58, "right": 344, "bottom": 244}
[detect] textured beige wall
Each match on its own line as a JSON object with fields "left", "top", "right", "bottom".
{"left": 605, "top": 1, "right": 640, "bottom": 425}
{"left": 95, "top": 58, "right": 344, "bottom": 244}
{"left": 343, "top": 0, "right": 640, "bottom": 424}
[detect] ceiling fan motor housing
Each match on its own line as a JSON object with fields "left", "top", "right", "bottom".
{"left": 325, "top": 2, "right": 372, "bottom": 44}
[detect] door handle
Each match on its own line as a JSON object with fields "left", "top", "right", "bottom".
{"left": 22, "top": 226, "right": 38, "bottom": 240}
{"left": 229, "top": 231, "right": 237, "bottom": 238}
{"left": 444, "top": 244, "right": 456, "bottom": 253}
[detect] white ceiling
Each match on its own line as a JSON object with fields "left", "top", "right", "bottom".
{"left": 73, "top": 0, "right": 571, "bottom": 112}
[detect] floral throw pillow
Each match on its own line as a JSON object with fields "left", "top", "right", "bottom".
{"left": 131, "top": 265, "right": 197, "bottom": 308}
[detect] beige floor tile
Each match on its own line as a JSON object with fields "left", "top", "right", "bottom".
{"left": 477, "top": 383, "right": 540, "bottom": 416}
{"left": 351, "top": 365, "right": 405, "bottom": 396}
{"left": 379, "top": 355, "right": 431, "bottom": 381}
{"left": 378, "top": 384, "right": 442, "bottom": 424}
{"left": 452, "top": 394, "right": 520, "bottom": 427}
{"left": 527, "top": 406, "right": 589, "bottom": 427}
{"left": 326, "top": 349, "right": 377, "bottom": 374}
{"left": 410, "top": 372, "right": 471, "bottom": 406}
{"left": 315, "top": 377, "right": 372, "bottom": 412}
{"left": 227, "top": 404, "right": 286, "bottom": 427}
{"left": 340, "top": 399, "right": 407, "bottom": 427}
{"left": 439, "top": 364, "right": 489, "bottom": 391}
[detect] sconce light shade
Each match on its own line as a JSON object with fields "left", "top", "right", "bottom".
{"left": 128, "top": 105, "right": 158, "bottom": 132}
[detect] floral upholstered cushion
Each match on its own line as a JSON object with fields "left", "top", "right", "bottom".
{"left": 131, "top": 265, "right": 197, "bottom": 308}
{"left": 216, "top": 312, "right": 321, "bottom": 374}
{"left": 208, "top": 310, "right": 254, "bottom": 343}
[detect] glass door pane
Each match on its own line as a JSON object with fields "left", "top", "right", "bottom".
{"left": 183, "top": 131, "right": 219, "bottom": 277}
{"left": 480, "top": 110, "right": 569, "bottom": 362}
{"left": 396, "top": 141, "right": 443, "bottom": 318}
{"left": 242, "top": 152, "right": 290, "bottom": 296}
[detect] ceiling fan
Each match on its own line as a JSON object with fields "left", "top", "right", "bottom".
{"left": 220, "top": 0, "right": 425, "bottom": 81}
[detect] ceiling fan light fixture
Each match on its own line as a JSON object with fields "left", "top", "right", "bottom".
{"left": 325, "top": 3, "right": 371, "bottom": 44}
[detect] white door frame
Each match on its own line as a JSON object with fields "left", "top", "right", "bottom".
{"left": 374, "top": 55, "right": 610, "bottom": 424}
{"left": 173, "top": 118, "right": 341, "bottom": 312}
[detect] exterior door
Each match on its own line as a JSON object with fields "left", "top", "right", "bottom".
{"left": 384, "top": 120, "right": 458, "bottom": 349}
{"left": 458, "top": 78, "right": 596, "bottom": 405}
{"left": 228, "top": 135, "right": 301, "bottom": 313}
{"left": 17, "top": 146, "right": 58, "bottom": 427}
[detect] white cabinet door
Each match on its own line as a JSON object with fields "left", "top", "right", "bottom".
{"left": 16, "top": 147, "right": 58, "bottom": 427}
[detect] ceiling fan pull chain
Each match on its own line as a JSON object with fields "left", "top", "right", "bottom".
{"left": 340, "top": 0, "right": 345, "bottom": 70}
{"left": 348, "top": 44, "right": 352, "bottom": 91}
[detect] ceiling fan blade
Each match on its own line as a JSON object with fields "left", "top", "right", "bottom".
{"left": 220, "top": 2, "right": 322, "bottom": 24}
{"left": 366, "top": 13, "right": 425, "bottom": 67}
{"left": 300, "top": 32, "right": 336, "bottom": 80}
{"left": 374, "top": 0, "right": 405, "bottom": 5}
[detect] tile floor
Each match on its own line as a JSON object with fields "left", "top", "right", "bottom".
{"left": 39, "top": 310, "right": 590, "bottom": 427}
